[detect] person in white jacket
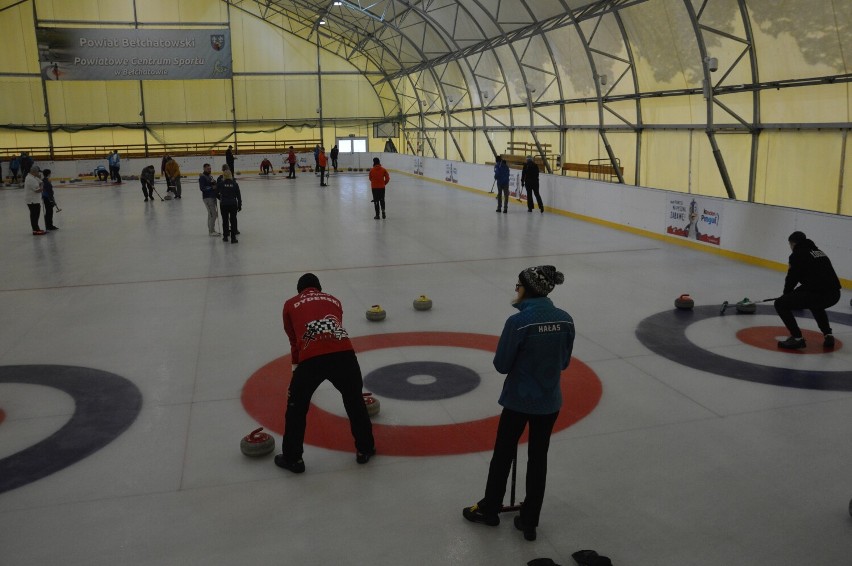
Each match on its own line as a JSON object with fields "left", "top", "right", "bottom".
{"left": 24, "top": 165, "right": 46, "bottom": 235}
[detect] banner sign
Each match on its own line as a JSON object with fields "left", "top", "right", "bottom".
{"left": 666, "top": 197, "right": 721, "bottom": 245}
{"left": 36, "top": 27, "right": 232, "bottom": 81}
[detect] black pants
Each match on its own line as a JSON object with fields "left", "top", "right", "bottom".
{"left": 141, "top": 180, "right": 154, "bottom": 199}
{"left": 774, "top": 287, "right": 840, "bottom": 337}
{"left": 261, "top": 165, "right": 271, "bottom": 175}
{"left": 226, "top": 160, "right": 235, "bottom": 174}
{"left": 526, "top": 182, "right": 543, "bottom": 211}
{"left": 288, "top": 163, "right": 296, "bottom": 178}
{"left": 282, "top": 350, "right": 374, "bottom": 458}
{"left": 318, "top": 166, "right": 327, "bottom": 185}
{"left": 221, "top": 203, "right": 238, "bottom": 238}
{"left": 27, "top": 203, "right": 41, "bottom": 231}
{"left": 372, "top": 188, "right": 386, "bottom": 216}
{"left": 478, "top": 407, "right": 559, "bottom": 527}
{"left": 43, "top": 198, "right": 55, "bottom": 228}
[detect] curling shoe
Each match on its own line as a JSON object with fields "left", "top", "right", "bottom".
{"left": 274, "top": 454, "right": 305, "bottom": 474}
{"left": 463, "top": 504, "right": 499, "bottom": 526}
{"left": 823, "top": 334, "right": 835, "bottom": 349}
{"left": 514, "top": 516, "right": 536, "bottom": 541}
{"left": 778, "top": 336, "right": 806, "bottom": 349}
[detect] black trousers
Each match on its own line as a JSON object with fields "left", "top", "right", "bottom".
{"left": 141, "top": 180, "right": 154, "bottom": 199}
{"left": 372, "top": 188, "right": 386, "bottom": 216}
{"left": 27, "top": 203, "right": 41, "bottom": 231}
{"left": 220, "top": 203, "right": 238, "bottom": 237}
{"left": 43, "top": 198, "right": 54, "bottom": 228}
{"left": 526, "top": 182, "right": 543, "bottom": 211}
{"left": 478, "top": 407, "right": 559, "bottom": 527}
{"left": 318, "top": 166, "right": 327, "bottom": 184}
{"left": 774, "top": 287, "right": 840, "bottom": 337}
{"left": 288, "top": 163, "right": 296, "bottom": 178}
{"left": 282, "top": 350, "right": 374, "bottom": 458}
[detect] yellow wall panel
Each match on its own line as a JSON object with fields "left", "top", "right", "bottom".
{"left": 135, "top": 0, "right": 227, "bottom": 23}
{"left": 0, "top": 3, "right": 37, "bottom": 73}
{"left": 641, "top": 130, "right": 690, "bottom": 192}
{"left": 0, "top": 130, "right": 50, "bottom": 153}
{"left": 47, "top": 81, "right": 140, "bottom": 123}
{"left": 754, "top": 131, "right": 841, "bottom": 213}
{"left": 0, "top": 78, "right": 46, "bottom": 124}
{"left": 143, "top": 80, "right": 232, "bottom": 122}
{"left": 321, "top": 75, "right": 381, "bottom": 118}
{"left": 35, "top": 0, "right": 134, "bottom": 22}
{"left": 841, "top": 134, "right": 851, "bottom": 216}
{"left": 760, "top": 84, "right": 849, "bottom": 124}
{"left": 235, "top": 77, "right": 287, "bottom": 119}
{"left": 564, "top": 130, "right": 603, "bottom": 166}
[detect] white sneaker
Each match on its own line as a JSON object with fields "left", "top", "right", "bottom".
{"left": 209, "top": 232, "right": 221, "bottom": 236}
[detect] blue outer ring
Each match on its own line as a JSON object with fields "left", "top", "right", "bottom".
{"left": 635, "top": 305, "right": 852, "bottom": 391}
{"left": 0, "top": 365, "right": 142, "bottom": 493}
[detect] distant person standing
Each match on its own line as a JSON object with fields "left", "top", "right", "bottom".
{"left": 20, "top": 152, "right": 33, "bottom": 180}
{"left": 24, "top": 165, "right": 46, "bottom": 235}
{"left": 217, "top": 165, "right": 242, "bottom": 244}
{"left": 368, "top": 157, "right": 390, "bottom": 219}
{"left": 775, "top": 231, "right": 841, "bottom": 349}
{"left": 494, "top": 158, "right": 510, "bottom": 214}
{"left": 108, "top": 150, "right": 122, "bottom": 183}
{"left": 225, "top": 145, "right": 236, "bottom": 174}
{"left": 318, "top": 147, "right": 328, "bottom": 187}
{"left": 9, "top": 155, "right": 20, "bottom": 184}
{"left": 287, "top": 146, "right": 297, "bottom": 179}
{"left": 140, "top": 165, "right": 156, "bottom": 201}
{"left": 521, "top": 156, "right": 543, "bottom": 213}
{"left": 313, "top": 144, "right": 320, "bottom": 175}
{"left": 199, "top": 163, "right": 220, "bottom": 236}
{"left": 41, "top": 169, "right": 58, "bottom": 231}
{"left": 164, "top": 157, "right": 182, "bottom": 198}
{"left": 330, "top": 145, "right": 339, "bottom": 174}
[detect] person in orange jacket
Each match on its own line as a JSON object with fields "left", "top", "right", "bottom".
{"left": 368, "top": 157, "right": 390, "bottom": 219}
{"left": 318, "top": 147, "right": 328, "bottom": 186}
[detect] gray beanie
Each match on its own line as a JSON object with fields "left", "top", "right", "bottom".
{"left": 519, "top": 265, "right": 564, "bottom": 297}
{"left": 297, "top": 273, "right": 322, "bottom": 293}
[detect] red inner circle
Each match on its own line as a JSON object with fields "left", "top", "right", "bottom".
{"left": 736, "top": 326, "right": 842, "bottom": 354}
{"left": 242, "top": 331, "right": 602, "bottom": 456}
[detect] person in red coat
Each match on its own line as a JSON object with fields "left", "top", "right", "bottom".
{"left": 276, "top": 273, "right": 376, "bottom": 473}
{"left": 318, "top": 147, "right": 328, "bottom": 186}
{"left": 368, "top": 157, "right": 390, "bottom": 219}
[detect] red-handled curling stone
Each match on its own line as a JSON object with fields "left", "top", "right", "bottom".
{"left": 240, "top": 427, "right": 275, "bottom": 457}
{"left": 363, "top": 392, "right": 381, "bottom": 417}
{"left": 674, "top": 294, "right": 694, "bottom": 310}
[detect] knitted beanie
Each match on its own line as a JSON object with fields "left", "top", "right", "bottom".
{"left": 297, "top": 273, "right": 322, "bottom": 293}
{"left": 519, "top": 265, "right": 564, "bottom": 297}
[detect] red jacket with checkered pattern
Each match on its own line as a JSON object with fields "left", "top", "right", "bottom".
{"left": 283, "top": 287, "right": 354, "bottom": 364}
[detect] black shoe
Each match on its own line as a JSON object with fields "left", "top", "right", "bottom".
{"left": 514, "top": 516, "right": 536, "bottom": 541}
{"left": 528, "top": 209, "right": 533, "bottom": 212}
{"left": 234, "top": 230, "right": 240, "bottom": 235}
{"left": 47, "top": 226, "right": 59, "bottom": 230}
{"left": 231, "top": 238, "right": 238, "bottom": 244}
{"left": 462, "top": 504, "right": 499, "bottom": 526}
{"left": 144, "top": 198, "right": 149, "bottom": 202}
{"left": 274, "top": 454, "right": 305, "bottom": 474}
{"left": 223, "top": 235, "right": 229, "bottom": 241}
{"left": 823, "top": 334, "right": 835, "bottom": 349}
{"left": 381, "top": 212, "right": 386, "bottom": 219}
{"left": 778, "top": 336, "right": 806, "bottom": 349}
{"left": 356, "top": 449, "right": 375, "bottom": 464}
{"left": 503, "top": 208, "right": 507, "bottom": 214}
{"left": 374, "top": 215, "right": 380, "bottom": 219}
{"left": 496, "top": 208, "right": 501, "bottom": 213}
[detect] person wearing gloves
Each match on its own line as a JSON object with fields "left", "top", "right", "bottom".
{"left": 463, "top": 265, "right": 575, "bottom": 542}
{"left": 774, "top": 231, "right": 841, "bottom": 349}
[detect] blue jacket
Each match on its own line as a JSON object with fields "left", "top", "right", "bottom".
{"left": 494, "top": 161, "right": 510, "bottom": 185}
{"left": 42, "top": 179, "right": 54, "bottom": 200}
{"left": 199, "top": 173, "right": 217, "bottom": 199}
{"left": 493, "top": 297, "right": 575, "bottom": 414}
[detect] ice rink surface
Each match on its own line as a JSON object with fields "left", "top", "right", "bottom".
{"left": 1, "top": 170, "right": 851, "bottom": 565}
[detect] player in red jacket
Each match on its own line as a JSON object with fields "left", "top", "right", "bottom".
{"left": 276, "top": 273, "right": 375, "bottom": 473}
{"left": 368, "top": 157, "right": 390, "bottom": 219}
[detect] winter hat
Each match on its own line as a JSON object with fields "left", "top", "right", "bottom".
{"left": 297, "top": 273, "right": 322, "bottom": 293}
{"left": 519, "top": 265, "right": 564, "bottom": 297}
{"left": 526, "top": 155, "right": 533, "bottom": 161}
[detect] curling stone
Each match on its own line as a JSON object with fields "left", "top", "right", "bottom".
{"left": 363, "top": 392, "right": 381, "bottom": 417}
{"left": 674, "top": 294, "right": 695, "bottom": 310}
{"left": 366, "top": 304, "right": 386, "bottom": 321}
{"left": 240, "top": 427, "right": 275, "bottom": 457}
{"left": 413, "top": 295, "right": 433, "bottom": 311}
{"left": 736, "top": 298, "right": 756, "bottom": 314}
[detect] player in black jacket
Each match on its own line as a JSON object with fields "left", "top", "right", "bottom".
{"left": 217, "top": 166, "right": 242, "bottom": 244}
{"left": 774, "top": 231, "right": 841, "bottom": 349}
{"left": 521, "top": 156, "right": 543, "bottom": 213}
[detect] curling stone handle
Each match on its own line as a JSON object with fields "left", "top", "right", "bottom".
{"left": 248, "top": 427, "right": 266, "bottom": 441}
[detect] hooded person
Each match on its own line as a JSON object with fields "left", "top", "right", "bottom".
{"left": 463, "top": 265, "right": 575, "bottom": 542}
{"left": 774, "top": 231, "right": 841, "bottom": 349}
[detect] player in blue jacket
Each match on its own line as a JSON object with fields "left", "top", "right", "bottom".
{"left": 464, "top": 265, "right": 575, "bottom": 542}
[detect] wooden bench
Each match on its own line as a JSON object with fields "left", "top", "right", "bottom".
{"left": 562, "top": 161, "right": 624, "bottom": 181}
